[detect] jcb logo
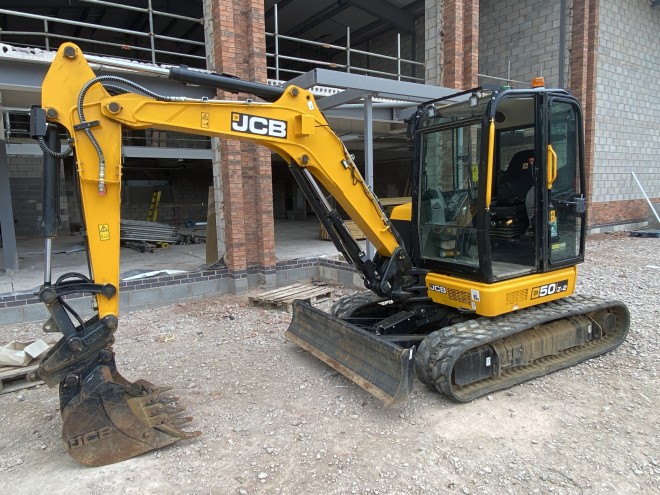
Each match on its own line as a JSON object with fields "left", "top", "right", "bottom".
{"left": 231, "top": 112, "right": 287, "bottom": 138}
{"left": 68, "top": 426, "right": 113, "bottom": 449}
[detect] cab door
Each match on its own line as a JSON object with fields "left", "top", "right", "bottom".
{"left": 543, "top": 96, "right": 586, "bottom": 270}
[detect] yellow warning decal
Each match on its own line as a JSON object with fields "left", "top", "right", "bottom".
{"left": 98, "top": 224, "right": 110, "bottom": 241}
{"left": 471, "top": 164, "right": 479, "bottom": 182}
{"left": 201, "top": 112, "right": 210, "bottom": 128}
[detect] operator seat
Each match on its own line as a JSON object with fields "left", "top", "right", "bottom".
{"left": 490, "top": 149, "right": 535, "bottom": 238}
{"left": 498, "top": 149, "right": 535, "bottom": 204}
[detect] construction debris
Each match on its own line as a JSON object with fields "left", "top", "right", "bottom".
{"left": 0, "top": 340, "right": 49, "bottom": 367}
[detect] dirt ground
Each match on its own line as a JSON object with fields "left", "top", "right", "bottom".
{"left": 1, "top": 233, "right": 658, "bottom": 495}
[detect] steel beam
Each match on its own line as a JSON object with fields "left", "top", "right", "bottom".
{"left": 287, "top": 68, "right": 458, "bottom": 103}
{"left": 317, "top": 89, "right": 365, "bottom": 110}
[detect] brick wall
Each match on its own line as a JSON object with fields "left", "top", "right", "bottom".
{"left": 480, "top": 0, "right": 563, "bottom": 88}
{"left": 209, "top": 0, "right": 275, "bottom": 288}
{"left": 591, "top": 0, "right": 660, "bottom": 226}
{"left": 589, "top": 199, "right": 651, "bottom": 228}
{"left": 426, "top": 0, "right": 479, "bottom": 88}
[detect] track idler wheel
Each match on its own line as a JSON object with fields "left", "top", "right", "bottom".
{"left": 60, "top": 365, "right": 200, "bottom": 466}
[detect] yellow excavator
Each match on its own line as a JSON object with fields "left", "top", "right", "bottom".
{"left": 30, "top": 43, "right": 629, "bottom": 466}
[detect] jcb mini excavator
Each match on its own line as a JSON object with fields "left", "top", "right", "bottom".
{"left": 30, "top": 43, "right": 629, "bottom": 466}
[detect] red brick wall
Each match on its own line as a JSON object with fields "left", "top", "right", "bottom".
{"left": 210, "top": 0, "right": 275, "bottom": 274}
{"left": 569, "top": 0, "right": 599, "bottom": 208}
{"left": 589, "top": 199, "right": 659, "bottom": 228}
{"left": 442, "top": 0, "right": 479, "bottom": 89}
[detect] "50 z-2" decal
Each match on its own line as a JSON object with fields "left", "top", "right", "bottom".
{"left": 531, "top": 279, "right": 568, "bottom": 299}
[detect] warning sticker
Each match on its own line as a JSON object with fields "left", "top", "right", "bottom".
{"left": 98, "top": 224, "right": 110, "bottom": 241}
{"left": 471, "top": 164, "right": 479, "bottom": 182}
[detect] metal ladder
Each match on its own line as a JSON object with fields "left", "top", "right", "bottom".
{"left": 147, "top": 190, "right": 162, "bottom": 222}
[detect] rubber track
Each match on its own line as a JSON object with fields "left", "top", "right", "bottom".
{"left": 415, "top": 294, "right": 630, "bottom": 402}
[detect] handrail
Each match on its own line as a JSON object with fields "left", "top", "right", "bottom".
{"left": 0, "top": 5, "right": 204, "bottom": 67}
{"left": 0, "top": 2, "right": 424, "bottom": 81}
{"left": 266, "top": 3, "right": 424, "bottom": 83}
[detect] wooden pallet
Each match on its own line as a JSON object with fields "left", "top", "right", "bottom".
{"left": 0, "top": 362, "right": 44, "bottom": 395}
{"left": 249, "top": 283, "right": 334, "bottom": 312}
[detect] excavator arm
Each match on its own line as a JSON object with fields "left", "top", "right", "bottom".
{"left": 31, "top": 43, "right": 417, "bottom": 466}
{"left": 41, "top": 43, "right": 410, "bottom": 301}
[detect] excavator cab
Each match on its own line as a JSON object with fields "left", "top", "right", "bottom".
{"left": 410, "top": 86, "right": 588, "bottom": 313}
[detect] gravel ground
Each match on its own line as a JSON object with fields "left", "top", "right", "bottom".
{"left": 0, "top": 233, "right": 658, "bottom": 495}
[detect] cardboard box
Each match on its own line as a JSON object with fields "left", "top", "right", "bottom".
{"left": 0, "top": 340, "right": 50, "bottom": 367}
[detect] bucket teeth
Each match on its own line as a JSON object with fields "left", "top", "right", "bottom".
{"left": 156, "top": 422, "right": 202, "bottom": 440}
{"left": 144, "top": 402, "right": 186, "bottom": 417}
{"left": 168, "top": 416, "right": 194, "bottom": 427}
{"left": 128, "top": 387, "right": 196, "bottom": 435}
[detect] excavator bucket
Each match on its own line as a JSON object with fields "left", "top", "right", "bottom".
{"left": 59, "top": 365, "right": 200, "bottom": 467}
{"left": 285, "top": 300, "right": 414, "bottom": 405}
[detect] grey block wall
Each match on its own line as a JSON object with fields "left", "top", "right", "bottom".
{"left": 424, "top": 0, "right": 441, "bottom": 84}
{"left": 593, "top": 0, "right": 660, "bottom": 204}
{"left": 7, "top": 155, "right": 70, "bottom": 236}
{"left": 479, "top": 0, "right": 564, "bottom": 87}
